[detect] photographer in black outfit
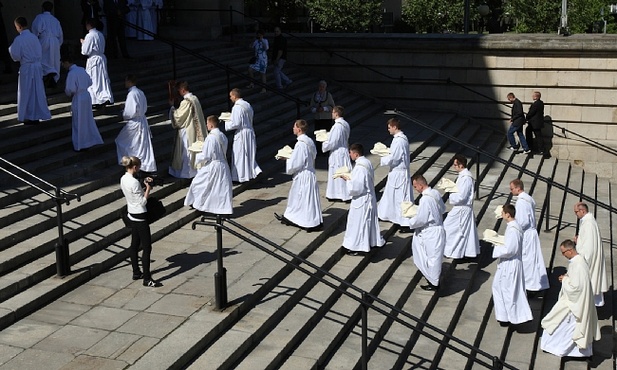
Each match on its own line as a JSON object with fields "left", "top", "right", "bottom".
{"left": 120, "top": 156, "right": 160, "bottom": 287}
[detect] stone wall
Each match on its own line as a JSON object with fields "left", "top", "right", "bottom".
{"left": 288, "top": 33, "right": 617, "bottom": 181}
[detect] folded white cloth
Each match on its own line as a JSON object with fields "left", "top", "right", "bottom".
{"left": 188, "top": 140, "right": 204, "bottom": 153}
{"left": 436, "top": 178, "right": 458, "bottom": 193}
{"left": 275, "top": 145, "right": 293, "bottom": 160}
{"left": 332, "top": 166, "right": 351, "bottom": 179}
{"left": 315, "top": 129, "right": 329, "bottom": 142}
{"left": 401, "top": 201, "right": 418, "bottom": 218}
{"left": 482, "top": 229, "right": 505, "bottom": 246}
{"left": 370, "top": 142, "right": 391, "bottom": 156}
{"left": 219, "top": 112, "right": 232, "bottom": 121}
{"left": 494, "top": 205, "right": 503, "bottom": 219}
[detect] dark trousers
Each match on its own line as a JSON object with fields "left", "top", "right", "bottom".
{"left": 532, "top": 129, "right": 545, "bottom": 153}
{"left": 106, "top": 19, "right": 129, "bottom": 58}
{"left": 130, "top": 219, "right": 152, "bottom": 279}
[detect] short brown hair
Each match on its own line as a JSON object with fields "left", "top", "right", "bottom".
{"left": 294, "top": 119, "right": 308, "bottom": 133}
{"left": 510, "top": 178, "right": 524, "bottom": 191}
{"left": 387, "top": 118, "right": 401, "bottom": 130}
{"left": 503, "top": 203, "right": 516, "bottom": 218}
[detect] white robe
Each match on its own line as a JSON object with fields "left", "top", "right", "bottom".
{"left": 115, "top": 86, "right": 156, "bottom": 172}
{"left": 126, "top": 1, "right": 138, "bottom": 38}
{"left": 322, "top": 117, "right": 351, "bottom": 201}
{"left": 184, "top": 128, "right": 233, "bottom": 215}
{"left": 226, "top": 98, "right": 262, "bottom": 182}
{"left": 8, "top": 29, "right": 51, "bottom": 122}
{"left": 443, "top": 168, "right": 480, "bottom": 258}
{"left": 31, "top": 12, "right": 63, "bottom": 82}
{"left": 514, "top": 192, "right": 549, "bottom": 291}
{"left": 283, "top": 134, "right": 322, "bottom": 228}
{"left": 81, "top": 28, "right": 114, "bottom": 105}
{"left": 136, "top": 0, "right": 154, "bottom": 40}
{"left": 342, "top": 156, "right": 385, "bottom": 252}
{"left": 577, "top": 212, "right": 608, "bottom": 306}
{"left": 404, "top": 187, "right": 446, "bottom": 286}
{"left": 377, "top": 131, "right": 411, "bottom": 225}
{"left": 541, "top": 254, "right": 600, "bottom": 357}
{"left": 65, "top": 64, "right": 103, "bottom": 151}
{"left": 491, "top": 220, "right": 533, "bottom": 324}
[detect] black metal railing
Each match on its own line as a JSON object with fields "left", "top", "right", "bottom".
{"left": 0, "top": 157, "right": 80, "bottom": 277}
{"left": 192, "top": 216, "right": 516, "bottom": 370}
{"left": 113, "top": 13, "right": 306, "bottom": 118}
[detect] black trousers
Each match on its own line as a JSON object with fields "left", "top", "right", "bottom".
{"left": 106, "top": 19, "right": 129, "bottom": 58}
{"left": 129, "top": 219, "right": 152, "bottom": 279}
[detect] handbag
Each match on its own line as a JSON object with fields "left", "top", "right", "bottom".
{"left": 249, "top": 56, "right": 257, "bottom": 64}
{"left": 146, "top": 197, "right": 166, "bottom": 224}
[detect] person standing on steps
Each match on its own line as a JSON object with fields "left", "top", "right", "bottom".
{"left": 274, "top": 119, "right": 323, "bottom": 232}
{"left": 81, "top": 18, "right": 114, "bottom": 108}
{"left": 226, "top": 88, "right": 262, "bottom": 182}
{"left": 322, "top": 105, "right": 351, "bottom": 202}
{"left": 526, "top": 91, "right": 546, "bottom": 156}
{"left": 541, "top": 239, "right": 600, "bottom": 357}
{"left": 31, "top": 1, "right": 63, "bottom": 88}
{"left": 61, "top": 54, "right": 103, "bottom": 152}
{"left": 247, "top": 29, "right": 268, "bottom": 93}
{"left": 443, "top": 154, "right": 480, "bottom": 259}
{"left": 9, "top": 16, "right": 52, "bottom": 125}
{"left": 505, "top": 92, "right": 530, "bottom": 154}
{"left": 377, "top": 117, "right": 412, "bottom": 231}
{"left": 271, "top": 26, "right": 292, "bottom": 91}
{"left": 340, "top": 143, "right": 385, "bottom": 255}
{"left": 120, "top": 156, "right": 161, "bottom": 288}
{"left": 509, "top": 178, "right": 550, "bottom": 295}
{"left": 402, "top": 174, "right": 446, "bottom": 291}
{"left": 116, "top": 74, "right": 157, "bottom": 173}
{"left": 491, "top": 204, "right": 533, "bottom": 326}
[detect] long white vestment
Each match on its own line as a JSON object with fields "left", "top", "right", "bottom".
{"left": 184, "top": 128, "right": 233, "bottom": 215}
{"left": 514, "top": 192, "right": 549, "bottom": 291}
{"left": 322, "top": 117, "right": 351, "bottom": 201}
{"left": 226, "top": 98, "right": 262, "bottom": 182}
{"left": 342, "top": 156, "right": 385, "bottom": 252}
{"left": 377, "top": 131, "right": 411, "bottom": 225}
{"left": 136, "top": 0, "right": 154, "bottom": 40}
{"left": 31, "top": 11, "right": 63, "bottom": 82}
{"left": 491, "top": 220, "right": 533, "bottom": 324}
{"left": 65, "top": 64, "right": 103, "bottom": 151}
{"left": 404, "top": 187, "right": 446, "bottom": 286}
{"left": 116, "top": 86, "right": 156, "bottom": 172}
{"left": 81, "top": 28, "right": 114, "bottom": 105}
{"left": 541, "top": 254, "right": 600, "bottom": 357}
{"left": 577, "top": 212, "right": 608, "bottom": 306}
{"left": 283, "top": 134, "right": 322, "bottom": 228}
{"left": 443, "top": 168, "right": 480, "bottom": 258}
{"left": 8, "top": 29, "right": 51, "bottom": 122}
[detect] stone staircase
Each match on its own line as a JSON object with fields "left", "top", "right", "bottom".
{"left": 0, "top": 38, "right": 613, "bottom": 370}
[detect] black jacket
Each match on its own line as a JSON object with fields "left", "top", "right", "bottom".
{"left": 526, "top": 99, "right": 544, "bottom": 130}
{"left": 510, "top": 98, "right": 525, "bottom": 127}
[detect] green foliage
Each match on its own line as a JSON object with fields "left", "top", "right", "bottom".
{"left": 509, "top": 0, "right": 606, "bottom": 33}
{"left": 401, "top": 0, "right": 467, "bottom": 33}
{"left": 304, "top": 0, "right": 383, "bottom": 32}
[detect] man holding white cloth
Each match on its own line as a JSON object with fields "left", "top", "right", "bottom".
{"left": 226, "top": 88, "right": 262, "bottom": 183}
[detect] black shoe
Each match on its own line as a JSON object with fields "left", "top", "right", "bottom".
{"left": 346, "top": 249, "right": 366, "bottom": 256}
{"left": 23, "top": 119, "right": 38, "bottom": 125}
{"left": 498, "top": 321, "right": 510, "bottom": 327}
{"left": 304, "top": 223, "right": 323, "bottom": 232}
{"left": 398, "top": 226, "right": 412, "bottom": 234}
{"left": 420, "top": 283, "right": 439, "bottom": 291}
{"left": 143, "top": 278, "right": 162, "bottom": 287}
{"left": 274, "top": 212, "right": 283, "bottom": 221}
{"left": 132, "top": 272, "right": 143, "bottom": 280}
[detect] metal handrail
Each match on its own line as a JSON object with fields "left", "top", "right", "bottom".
{"left": 0, "top": 156, "right": 80, "bottom": 276}
{"left": 192, "top": 216, "right": 515, "bottom": 369}
{"left": 113, "top": 13, "right": 306, "bottom": 118}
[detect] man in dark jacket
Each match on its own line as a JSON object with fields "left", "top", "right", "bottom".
{"left": 506, "top": 92, "right": 530, "bottom": 153}
{"left": 103, "top": 0, "right": 130, "bottom": 59}
{"left": 526, "top": 91, "right": 545, "bottom": 155}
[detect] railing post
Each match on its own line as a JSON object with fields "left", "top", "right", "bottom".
{"left": 229, "top": 5, "right": 234, "bottom": 43}
{"left": 492, "top": 356, "right": 502, "bottom": 369}
{"left": 214, "top": 215, "right": 228, "bottom": 310}
{"left": 54, "top": 187, "right": 70, "bottom": 277}
{"left": 475, "top": 149, "right": 480, "bottom": 200}
{"left": 544, "top": 177, "right": 552, "bottom": 232}
{"left": 296, "top": 101, "right": 301, "bottom": 119}
{"left": 171, "top": 44, "right": 177, "bottom": 81}
{"left": 361, "top": 291, "right": 368, "bottom": 370}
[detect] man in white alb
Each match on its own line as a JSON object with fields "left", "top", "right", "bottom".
{"left": 116, "top": 74, "right": 156, "bottom": 173}
{"left": 322, "top": 105, "right": 351, "bottom": 202}
{"left": 403, "top": 174, "right": 446, "bottom": 291}
{"left": 81, "top": 18, "right": 114, "bottom": 108}
{"left": 31, "top": 1, "right": 63, "bottom": 86}
{"left": 443, "top": 154, "right": 480, "bottom": 259}
{"left": 226, "top": 88, "right": 262, "bottom": 182}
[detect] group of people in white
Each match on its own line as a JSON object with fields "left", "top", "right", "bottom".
{"left": 125, "top": 0, "right": 163, "bottom": 41}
